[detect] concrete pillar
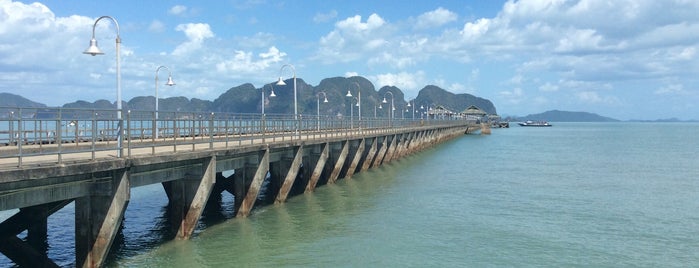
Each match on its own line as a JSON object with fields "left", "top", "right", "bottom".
{"left": 177, "top": 156, "right": 216, "bottom": 238}
{"left": 398, "top": 132, "right": 411, "bottom": 157}
{"left": 306, "top": 143, "right": 329, "bottom": 192}
{"left": 75, "top": 170, "right": 130, "bottom": 268}
{"left": 328, "top": 140, "right": 349, "bottom": 184}
{"left": 237, "top": 150, "right": 270, "bottom": 217}
{"left": 0, "top": 200, "right": 70, "bottom": 268}
{"left": 360, "top": 137, "right": 378, "bottom": 172}
{"left": 372, "top": 136, "right": 389, "bottom": 167}
{"left": 345, "top": 138, "right": 366, "bottom": 178}
{"left": 232, "top": 167, "right": 246, "bottom": 215}
{"left": 275, "top": 146, "right": 303, "bottom": 203}
{"left": 382, "top": 134, "right": 399, "bottom": 163}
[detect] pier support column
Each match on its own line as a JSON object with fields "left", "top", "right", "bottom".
{"left": 275, "top": 146, "right": 303, "bottom": 203}
{"left": 237, "top": 149, "right": 270, "bottom": 217}
{"left": 372, "top": 136, "right": 389, "bottom": 167}
{"left": 306, "top": 143, "right": 329, "bottom": 192}
{"left": 328, "top": 140, "right": 349, "bottom": 184}
{"left": 168, "top": 156, "right": 216, "bottom": 239}
{"left": 75, "top": 170, "right": 130, "bottom": 268}
{"left": 0, "top": 200, "right": 70, "bottom": 268}
{"left": 383, "top": 134, "right": 399, "bottom": 163}
{"left": 345, "top": 138, "right": 366, "bottom": 178}
{"left": 396, "top": 132, "right": 412, "bottom": 158}
{"left": 360, "top": 137, "right": 378, "bottom": 172}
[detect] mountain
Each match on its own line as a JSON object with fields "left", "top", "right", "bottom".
{"left": 0, "top": 93, "right": 47, "bottom": 118}
{"left": 512, "top": 110, "right": 619, "bottom": 122}
{"left": 415, "top": 85, "right": 496, "bottom": 115}
{"left": 0, "top": 76, "right": 498, "bottom": 118}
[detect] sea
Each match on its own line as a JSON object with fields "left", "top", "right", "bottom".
{"left": 1, "top": 122, "right": 698, "bottom": 267}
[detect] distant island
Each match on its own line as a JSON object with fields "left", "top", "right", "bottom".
{"left": 506, "top": 110, "right": 697, "bottom": 122}
{"left": 507, "top": 110, "right": 619, "bottom": 122}
{"left": 0, "top": 76, "right": 497, "bottom": 119}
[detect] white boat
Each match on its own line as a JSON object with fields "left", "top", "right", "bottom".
{"left": 518, "top": 120, "right": 552, "bottom": 127}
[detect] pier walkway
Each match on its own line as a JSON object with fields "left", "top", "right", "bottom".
{"left": 0, "top": 107, "right": 480, "bottom": 267}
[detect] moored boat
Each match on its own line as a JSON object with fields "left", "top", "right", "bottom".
{"left": 518, "top": 120, "right": 552, "bottom": 127}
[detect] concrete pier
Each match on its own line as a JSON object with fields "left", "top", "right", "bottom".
{"left": 0, "top": 121, "right": 479, "bottom": 267}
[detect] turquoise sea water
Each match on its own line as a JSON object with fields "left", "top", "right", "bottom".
{"left": 2, "top": 122, "right": 699, "bottom": 267}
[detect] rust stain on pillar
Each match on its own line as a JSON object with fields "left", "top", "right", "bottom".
{"left": 328, "top": 140, "right": 349, "bottom": 184}
{"left": 237, "top": 150, "right": 270, "bottom": 217}
{"left": 345, "top": 138, "right": 365, "bottom": 178}
{"left": 361, "top": 137, "right": 378, "bottom": 172}
{"left": 275, "top": 145, "right": 303, "bottom": 204}
{"left": 306, "top": 143, "right": 329, "bottom": 193}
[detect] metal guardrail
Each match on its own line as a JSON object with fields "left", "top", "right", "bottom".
{"left": 0, "top": 107, "right": 472, "bottom": 168}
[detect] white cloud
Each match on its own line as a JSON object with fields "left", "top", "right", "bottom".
{"left": 539, "top": 82, "right": 559, "bottom": 92}
{"left": 313, "top": 13, "right": 390, "bottom": 64}
{"left": 168, "top": 5, "right": 187, "bottom": 16}
{"left": 460, "top": 18, "right": 491, "bottom": 41}
{"left": 172, "top": 23, "right": 214, "bottom": 56}
{"left": 148, "top": 20, "right": 165, "bottom": 33}
{"left": 337, "top": 13, "right": 385, "bottom": 32}
{"left": 215, "top": 46, "right": 286, "bottom": 75}
{"left": 313, "top": 10, "right": 338, "bottom": 23}
{"left": 372, "top": 71, "right": 426, "bottom": 93}
{"left": 576, "top": 91, "right": 603, "bottom": 103}
{"left": 498, "top": 87, "right": 524, "bottom": 104}
{"left": 415, "top": 7, "right": 457, "bottom": 29}
{"left": 654, "top": 84, "right": 687, "bottom": 95}
{"left": 344, "top": 72, "right": 359, "bottom": 77}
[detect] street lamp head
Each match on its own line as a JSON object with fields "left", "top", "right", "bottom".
{"left": 276, "top": 77, "right": 287, "bottom": 86}
{"left": 83, "top": 38, "right": 104, "bottom": 56}
{"left": 355, "top": 102, "right": 360, "bottom": 107}
{"left": 270, "top": 89, "right": 277, "bottom": 97}
{"left": 382, "top": 97, "right": 388, "bottom": 104}
{"left": 345, "top": 90, "right": 352, "bottom": 97}
{"left": 165, "top": 76, "right": 175, "bottom": 86}
{"left": 407, "top": 102, "right": 411, "bottom": 107}
{"left": 323, "top": 96, "right": 329, "bottom": 103}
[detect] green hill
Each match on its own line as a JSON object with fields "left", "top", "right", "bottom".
{"left": 514, "top": 110, "right": 618, "bottom": 122}
{"left": 0, "top": 76, "right": 498, "bottom": 118}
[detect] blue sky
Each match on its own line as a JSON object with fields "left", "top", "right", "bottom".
{"left": 1, "top": 0, "right": 698, "bottom": 120}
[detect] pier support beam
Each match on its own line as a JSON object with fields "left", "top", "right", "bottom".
{"left": 306, "top": 143, "right": 329, "bottom": 192}
{"left": 237, "top": 149, "right": 270, "bottom": 217}
{"left": 383, "top": 134, "right": 399, "bottom": 163}
{"left": 0, "top": 200, "right": 70, "bottom": 268}
{"left": 328, "top": 141, "right": 349, "bottom": 184}
{"left": 360, "top": 137, "right": 378, "bottom": 172}
{"left": 345, "top": 138, "right": 365, "bottom": 178}
{"left": 75, "top": 170, "right": 130, "bottom": 268}
{"left": 168, "top": 156, "right": 216, "bottom": 239}
{"left": 372, "top": 136, "right": 389, "bottom": 167}
{"left": 275, "top": 146, "right": 303, "bottom": 203}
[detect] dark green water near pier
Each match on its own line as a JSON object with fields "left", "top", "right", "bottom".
{"left": 3, "top": 122, "right": 698, "bottom": 267}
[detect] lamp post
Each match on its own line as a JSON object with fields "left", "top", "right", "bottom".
{"left": 407, "top": 100, "right": 415, "bottom": 120}
{"left": 316, "top": 91, "right": 328, "bottom": 131}
{"left": 262, "top": 84, "right": 276, "bottom": 116}
{"left": 155, "top": 65, "right": 175, "bottom": 139}
{"left": 276, "top": 64, "right": 297, "bottom": 135}
{"left": 345, "top": 82, "right": 361, "bottom": 127}
{"left": 348, "top": 97, "right": 359, "bottom": 129}
{"left": 84, "top": 15, "right": 123, "bottom": 157}
{"left": 382, "top": 91, "right": 394, "bottom": 125}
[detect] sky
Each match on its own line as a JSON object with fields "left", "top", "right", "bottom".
{"left": 0, "top": 0, "right": 698, "bottom": 120}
